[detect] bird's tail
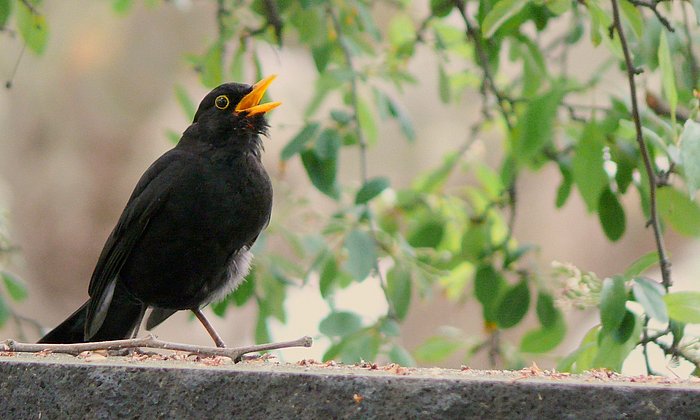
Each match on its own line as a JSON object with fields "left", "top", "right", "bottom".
{"left": 39, "top": 291, "right": 145, "bottom": 344}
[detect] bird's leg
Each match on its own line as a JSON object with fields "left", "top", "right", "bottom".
{"left": 192, "top": 308, "right": 226, "bottom": 348}
{"left": 120, "top": 305, "right": 147, "bottom": 356}
{"left": 130, "top": 305, "right": 147, "bottom": 339}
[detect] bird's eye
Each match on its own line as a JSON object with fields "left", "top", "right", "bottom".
{"left": 215, "top": 95, "right": 230, "bottom": 110}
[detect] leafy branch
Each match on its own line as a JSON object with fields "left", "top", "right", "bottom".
{"left": 610, "top": 0, "right": 672, "bottom": 290}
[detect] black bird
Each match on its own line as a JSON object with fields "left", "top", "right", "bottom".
{"left": 39, "top": 76, "right": 281, "bottom": 347}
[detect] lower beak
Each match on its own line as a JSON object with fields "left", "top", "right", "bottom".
{"left": 235, "top": 74, "right": 282, "bottom": 116}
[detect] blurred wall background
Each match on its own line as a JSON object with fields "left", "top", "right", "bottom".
{"left": 0, "top": 1, "right": 697, "bottom": 373}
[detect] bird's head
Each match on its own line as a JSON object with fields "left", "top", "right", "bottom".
{"left": 189, "top": 75, "right": 281, "bottom": 146}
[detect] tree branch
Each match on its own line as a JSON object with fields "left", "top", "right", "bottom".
{"left": 2, "top": 335, "right": 313, "bottom": 362}
{"left": 327, "top": 6, "right": 395, "bottom": 318}
{"left": 628, "top": 0, "right": 674, "bottom": 32}
{"left": 453, "top": 0, "right": 513, "bottom": 131}
{"left": 610, "top": 0, "right": 672, "bottom": 289}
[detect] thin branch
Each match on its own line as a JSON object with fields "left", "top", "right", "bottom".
{"left": 327, "top": 6, "right": 395, "bottom": 318}
{"left": 453, "top": 0, "right": 513, "bottom": 131}
{"left": 610, "top": 0, "right": 672, "bottom": 289}
{"left": 2, "top": 334, "right": 313, "bottom": 362}
{"left": 18, "top": 0, "right": 39, "bottom": 16}
{"left": 628, "top": 0, "right": 674, "bottom": 32}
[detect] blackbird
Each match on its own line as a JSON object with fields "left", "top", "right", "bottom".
{"left": 39, "top": 75, "right": 281, "bottom": 346}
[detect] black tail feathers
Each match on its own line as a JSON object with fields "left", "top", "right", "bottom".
{"left": 39, "top": 295, "right": 145, "bottom": 344}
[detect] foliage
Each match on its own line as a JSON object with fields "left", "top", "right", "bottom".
{"left": 3, "top": 0, "right": 700, "bottom": 374}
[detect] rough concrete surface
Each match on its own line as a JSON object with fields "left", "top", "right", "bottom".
{"left": 0, "top": 353, "right": 699, "bottom": 419}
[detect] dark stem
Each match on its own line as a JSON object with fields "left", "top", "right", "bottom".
{"left": 628, "top": 0, "right": 674, "bottom": 32}
{"left": 610, "top": 0, "right": 672, "bottom": 289}
{"left": 454, "top": 0, "right": 513, "bottom": 131}
{"left": 327, "top": 6, "right": 395, "bottom": 318}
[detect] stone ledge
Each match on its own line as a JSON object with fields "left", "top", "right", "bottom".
{"left": 1, "top": 353, "right": 699, "bottom": 418}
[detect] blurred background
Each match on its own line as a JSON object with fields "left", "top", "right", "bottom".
{"left": 0, "top": 1, "right": 698, "bottom": 375}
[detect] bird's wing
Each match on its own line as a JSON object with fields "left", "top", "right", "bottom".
{"left": 84, "top": 149, "right": 188, "bottom": 339}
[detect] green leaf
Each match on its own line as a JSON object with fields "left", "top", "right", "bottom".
{"left": 389, "top": 345, "right": 415, "bottom": 366}
{"left": 388, "top": 13, "right": 415, "bottom": 57}
{"left": 513, "top": 88, "right": 563, "bottom": 163}
{"left": 16, "top": 0, "right": 48, "bottom": 55}
{"left": 474, "top": 264, "right": 504, "bottom": 306}
{"left": 439, "top": 261, "right": 474, "bottom": 301}
{"left": 387, "top": 265, "right": 412, "bottom": 321}
{"left": 599, "top": 276, "right": 627, "bottom": 333}
{"left": 693, "top": 0, "right": 700, "bottom": 25}
{"left": 430, "top": 0, "right": 454, "bottom": 17}
{"left": 520, "top": 315, "right": 566, "bottom": 353}
{"left": 555, "top": 164, "right": 573, "bottom": 208}
{"left": 355, "top": 177, "right": 389, "bottom": 204}
{"left": 414, "top": 152, "right": 459, "bottom": 193}
{"left": 0, "top": 0, "right": 13, "bottom": 28}
{"left": 572, "top": 122, "right": 608, "bottom": 212}
{"left": 495, "top": 279, "right": 530, "bottom": 329}
{"left": 385, "top": 95, "right": 416, "bottom": 142}
{"left": 314, "top": 128, "right": 341, "bottom": 160}
{"left": 658, "top": 187, "right": 700, "bottom": 236}
{"left": 2, "top": 271, "right": 28, "bottom": 302}
{"left": 230, "top": 46, "right": 246, "bottom": 81}
{"left": 232, "top": 275, "right": 255, "bottom": 306}
{"left": 536, "top": 292, "right": 558, "bottom": 328}
{"left": 593, "top": 313, "right": 640, "bottom": 371}
{"left": 301, "top": 149, "right": 339, "bottom": 199}
{"left": 112, "top": 0, "right": 133, "bottom": 14}
{"left": 0, "top": 293, "right": 8, "bottom": 327}
{"left": 619, "top": 0, "right": 644, "bottom": 38}
{"left": 174, "top": 85, "right": 196, "bottom": 120}
{"left": 557, "top": 326, "right": 599, "bottom": 372}
{"left": 255, "top": 311, "right": 271, "bottom": 344}
{"left": 664, "top": 292, "right": 700, "bottom": 324}
{"left": 319, "top": 256, "right": 337, "bottom": 298}
{"left": 340, "top": 333, "right": 380, "bottom": 364}
{"left": 357, "top": 99, "right": 378, "bottom": 145}
{"left": 200, "top": 42, "right": 224, "bottom": 88}
{"left": 475, "top": 164, "right": 504, "bottom": 201}
{"left": 632, "top": 277, "right": 668, "bottom": 324}
{"left": 165, "top": 129, "right": 180, "bottom": 144}
{"left": 438, "top": 64, "right": 451, "bottom": 103}
{"left": 598, "top": 188, "right": 626, "bottom": 242}
{"left": 319, "top": 311, "right": 363, "bottom": 336}
{"left": 623, "top": 251, "right": 659, "bottom": 279}
{"left": 281, "top": 123, "right": 320, "bottom": 161}
{"left": 658, "top": 30, "right": 677, "bottom": 125}
{"left": 612, "top": 309, "right": 636, "bottom": 343}
{"left": 344, "top": 229, "right": 377, "bottom": 281}
{"left": 408, "top": 217, "right": 444, "bottom": 248}
{"left": 680, "top": 120, "right": 700, "bottom": 196}
{"left": 414, "top": 336, "right": 461, "bottom": 363}
{"left": 481, "top": 0, "right": 528, "bottom": 38}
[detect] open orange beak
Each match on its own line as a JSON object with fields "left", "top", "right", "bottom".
{"left": 235, "top": 74, "right": 282, "bottom": 116}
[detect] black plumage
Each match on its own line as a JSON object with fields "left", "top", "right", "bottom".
{"left": 39, "top": 76, "right": 281, "bottom": 345}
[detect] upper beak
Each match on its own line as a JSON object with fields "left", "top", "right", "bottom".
{"left": 235, "top": 74, "right": 282, "bottom": 116}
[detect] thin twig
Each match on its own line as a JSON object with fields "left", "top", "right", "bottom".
{"left": 454, "top": 0, "right": 513, "bottom": 131}
{"left": 2, "top": 334, "right": 313, "bottom": 362}
{"left": 610, "top": 0, "right": 672, "bottom": 289}
{"left": 628, "top": 0, "right": 674, "bottom": 32}
{"left": 327, "top": 6, "right": 395, "bottom": 318}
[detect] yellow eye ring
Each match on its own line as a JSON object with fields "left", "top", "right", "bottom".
{"left": 215, "top": 95, "right": 230, "bottom": 110}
